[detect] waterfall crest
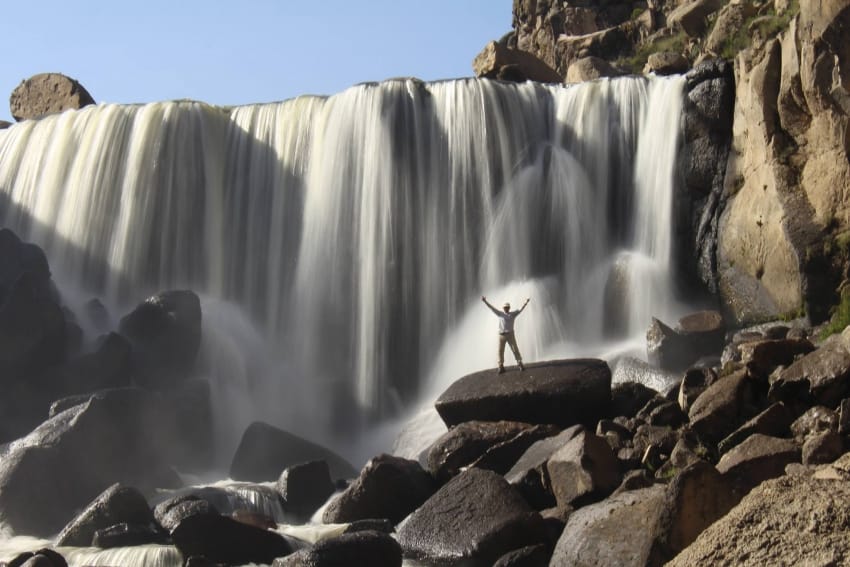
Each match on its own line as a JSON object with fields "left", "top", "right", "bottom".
{"left": 0, "top": 76, "right": 686, "bottom": 441}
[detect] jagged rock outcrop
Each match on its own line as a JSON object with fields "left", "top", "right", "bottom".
{"left": 668, "top": 474, "right": 850, "bottom": 566}
{"left": 717, "top": 3, "right": 850, "bottom": 324}
{"left": 10, "top": 73, "right": 95, "bottom": 121}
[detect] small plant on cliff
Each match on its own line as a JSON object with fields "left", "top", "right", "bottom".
{"left": 720, "top": 0, "right": 800, "bottom": 59}
{"left": 618, "top": 30, "right": 688, "bottom": 74}
{"left": 820, "top": 285, "right": 850, "bottom": 340}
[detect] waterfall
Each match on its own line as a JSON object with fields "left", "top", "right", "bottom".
{"left": 0, "top": 76, "right": 687, "bottom": 454}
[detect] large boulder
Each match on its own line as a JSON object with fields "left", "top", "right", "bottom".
{"left": 426, "top": 421, "right": 557, "bottom": 483}
{"left": 272, "top": 530, "right": 401, "bottom": 567}
{"left": 646, "top": 311, "right": 725, "bottom": 372}
{"left": 229, "top": 421, "right": 357, "bottom": 482}
{"left": 10, "top": 73, "right": 95, "bottom": 121}
{"left": 504, "top": 426, "right": 585, "bottom": 510}
{"left": 550, "top": 485, "right": 667, "bottom": 567}
{"left": 56, "top": 484, "right": 155, "bottom": 547}
{"left": 668, "top": 0, "right": 724, "bottom": 37}
{"left": 716, "top": 434, "right": 800, "bottom": 493}
{"left": 322, "top": 454, "right": 435, "bottom": 525}
{"left": 435, "top": 359, "right": 611, "bottom": 428}
{"left": 170, "top": 512, "right": 292, "bottom": 565}
{"left": 154, "top": 494, "right": 220, "bottom": 532}
{"left": 472, "top": 41, "right": 563, "bottom": 84}
{"left": 717, "top": 402, "right": 794, "bottom": 455}
{"left": 277, "top": 460, "right": 335, "bottom": 521}
{"left": 0, "top": 389, "right": 174, "bottom": 536}
{"left": 668, "top": 474, "right": 850, "bottom": 566}
{"left": 546, "top": 431, "right": 620, "bottom": 507}
{"left": 566, "top": 56, "right": 622, "bottom": 83}
{"left": 770, "top": 327, "right": 850, "bottom": 407}
{"left": 687, "top": 368, "right": 759, "bottom": 443}
{"left": 396, "top": 468, "right": 546, "bottom": 566}
{"left": 118, "top": 290, "right": 202, "bottom": 390}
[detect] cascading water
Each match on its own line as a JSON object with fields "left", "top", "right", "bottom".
{"left": 0, "top": 75, "right": 687, "bottom": 468}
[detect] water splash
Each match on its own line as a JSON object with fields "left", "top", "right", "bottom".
{"left": 0, "top": 76, "right": 687, "bottom": 458}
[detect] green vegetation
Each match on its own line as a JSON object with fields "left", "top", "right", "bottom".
{"left": 617, "top": 30, "right": 688, "bottom": 74}
{"left": 820, "top": 286, "right": 850, "bottom": 340}
{"left": 719, "top": 0, "right": 800, "bottom": 59}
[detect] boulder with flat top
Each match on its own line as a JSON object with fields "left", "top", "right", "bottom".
{"left": 435, "top": 359, "right": 611, "bottom": 428}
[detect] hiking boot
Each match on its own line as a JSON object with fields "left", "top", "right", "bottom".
{"left": 498, "top": 365, "right": 505, "bottom": 374}
{"left": 518, "top": 361, "right": 525, "bottom": 371}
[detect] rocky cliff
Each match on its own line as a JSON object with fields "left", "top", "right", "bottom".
{"left": 494, "top": 0, "right": 850, "bottom": 328}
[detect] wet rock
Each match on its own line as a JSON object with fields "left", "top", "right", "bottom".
{"left": 272, "top": 530, "right": 401, "bottom": 567}
{"left": 43, "top": 332, "right": 132, "bottom": 396}
{"left": 154, "top": 494, "right": 220, "bottom": 532}
{"left": 171, "top": 512, "right": 292, "bottom": 565}
{"left": 426, "top": 421, "right": 556, "bottom": 482}
{"left": 468, "top": 423, "right": 560, "bottom": 476}
{"left": 505, "top": 426, "right": 584, "bottom": 510}
{"left": 322, "top": 454, "right": 435, "bottom": 525}
{"left": 435, "top": 359, "right": 611, "bottom": 428}
{"left": 688, "top": 369, "right": 759, "bottom": 443}
{"left": 10, "top": 73, "right": 95, "bottom": 121}
{"left": 546, "top": 431, "right": 620, "bottom": 507}
{"left": 0, "top": 389, "right": 173, "bottom": 537}
{"left": 397, "top": 468, "right": 545, "bottom": 566}
{"left": 7, "top": 549, "right": 67, "bottom": 567}
{"left": 118, "top": 289, "right": 202, "bottom": 390}
{"left": 717, "top": 402, "right": 794, "bottom": 455}
{"left": 230, "top": 421, "right": 357, "bottom": 482}
{"left": 277, "top": 460, "right": 335, "bottom": 521}
{"left": 57, "top": 484, "right": 154, "bottom": 546}
{"left": 717, "top": 434, "right": 801, "bottom": 493}
{"left": 647, "top": 312, "right": 725, "bottom": 372}
{"left": 343, "top": 518, "right": 394, "bottom": 534}
{"left": 92, "top": 522, "right": 168, "bottom": 548}
{"left": 550, "top": 485, "right": 667, "bottom": 567}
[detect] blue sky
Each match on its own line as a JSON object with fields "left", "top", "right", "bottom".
{"left": 1, "top": 1, "right": 513, "bottom": 122}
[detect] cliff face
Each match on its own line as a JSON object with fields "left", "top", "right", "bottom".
{"left": 506, "top": 0, "right": 850, "bottom": 326}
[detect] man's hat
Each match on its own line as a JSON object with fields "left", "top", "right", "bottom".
{"left": 503, "top": 302, "right": 510, "bottom": 309}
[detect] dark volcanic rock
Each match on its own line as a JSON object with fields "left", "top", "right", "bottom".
{"left": 272, "top": 530, "right": 401, "bottom": 567}
{"left": 397, "top": 468, "right": 546, "bottom": 567}
{"left": 170, "top": 512, "right": 292, "bottom": 565}
{"left": 322, "top": 454, "right": 435, "bottom": 525}
{"left": 10, "top": 73, "right": 95, "bottom": 121}
{"left": 6, "top": 548, "right": 67, "bottom": 567}
{"left": 57, "top": 483, "right": 154, "bottom": 546}
{"left": 717, "top": 402, "right": 794, "bottom": 455}
{"left": 92, "top": 522, "right": 167, "bottom": 548}
{"left": 230, "top": 421, "right": 357, "bottom": 482}
{"left": 118, "top": 289, "right": 201, "bottom": 390}
{"left": 277, "top": 460, "right": 335, "bottom": 521}
{"left": 0, "top": 389, "right": 173, "bottom": 537}
{"left": 435, "top": 359, "right": 611, "bottom": 428}
{"left": 426, "top": 420, "right": 556, "bottom": 482}
{"left": 505, "top": 426, "right": 584, "bottom": 510}
{"left": 546, "top": 431, "right": 620, "bottom": 507}
{"left": 154, "top": 494, "right": 220, "bottom": 532}
{"left": 610, "top": 381, "right": 659, "bottom": 419}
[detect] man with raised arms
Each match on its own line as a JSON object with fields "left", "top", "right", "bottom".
{"left": 481, "top": 296, "right": 530, "bottom": 374}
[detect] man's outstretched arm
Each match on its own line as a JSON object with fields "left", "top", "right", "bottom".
{"left": 481, "top": 296, "right": 501, "bottom": 315}
{"left": 518, "top": 298, "right": 530, "bottom": 313}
